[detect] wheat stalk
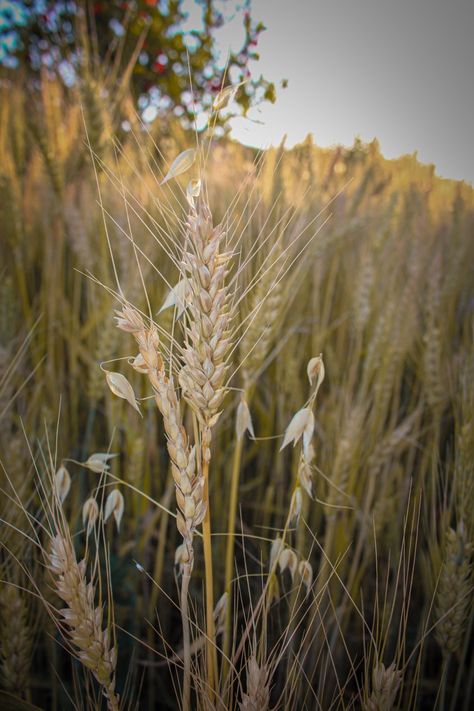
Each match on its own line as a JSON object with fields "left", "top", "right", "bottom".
{"left": 178, "top": 196, "right": 235, "bottom": 694}
{"left": 116, "top": 305, "right": 205, "bottom": 567}
{"left": 116, "top": 304, "right": 203, "bottom": 709}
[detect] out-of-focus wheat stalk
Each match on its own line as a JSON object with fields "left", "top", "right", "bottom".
{"left": 0, "top": 581, "right": 32, "bottom": 697}
{"left": 435, "top": 525, "right": 473, "bottom": 657}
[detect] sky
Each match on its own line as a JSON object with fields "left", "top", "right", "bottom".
{"left": 1, "top": 1, "right": 472, "bottom": 182}
{"left": 211, "top": 0, "right": 474, "bottom": 184}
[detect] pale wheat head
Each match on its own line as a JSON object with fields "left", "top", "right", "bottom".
{"left": 48, "top": 533, "right": 120, "bottom": 711}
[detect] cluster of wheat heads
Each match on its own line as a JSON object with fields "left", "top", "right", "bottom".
{"left": 102, "top": 123, "right": 334, "bottom": 708}
{"left": 1, "top": 70, "right": 474, "bottom": 710}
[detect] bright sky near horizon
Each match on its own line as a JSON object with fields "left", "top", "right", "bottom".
{"left": 210, "top": 0, "right": 474, "bottom": 184}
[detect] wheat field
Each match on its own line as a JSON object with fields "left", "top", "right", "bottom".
{"left": 0, "top": 68, "right": 473, "bottom": 711}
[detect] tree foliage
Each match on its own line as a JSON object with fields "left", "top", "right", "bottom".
{"left": 1, "top": 0, "right": 275, "bottom": 123}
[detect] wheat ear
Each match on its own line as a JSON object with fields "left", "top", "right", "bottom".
{"left": 116, "top": 305, "right": 203, "bottom": 710}
{"left": 178, "top": 197, "right": 234, "bottom": 694}
{"left": 435, "top": 525, "right": 473, "bottom": 656}
{"left": 239, "top": 654, "right": 271, "bottom": 711}
{"left": 0, "top": 582, "right": 32, "bottom": 696}
{"left": 365, "top": 661, "right": 402, "bottom": 711}
{"left": 179, "top": 197, "right": 233, "bottom": 458}
{"left": 48, "top": 534, "right": 120, "bottom": 711}
{"left": 116, "top": 306, "right": 205, "bottom": 567}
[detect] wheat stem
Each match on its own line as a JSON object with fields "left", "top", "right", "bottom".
{"left": 222, "top": 432, "right": 244, "bottom": 675}
{"left": 202, "top": 455, "right": 218, "bottom": 697}
{"left": 180, "top": 563, "right": 192, "bottom": 711}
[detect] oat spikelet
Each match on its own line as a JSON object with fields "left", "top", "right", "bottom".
{"left": 48, "top": 534, "right": 120, "bottom": 711}
{"left": 116, "top": 306, "right": 204, "bottom": 567}
{"left": 0, "top": 583, "right": 32, "bottom": 696}
{"left": 435, "top": 525, "right": 473, "bottom": 656}
{"left": 239, "top": 654, "right": 271, "bottom": 711}
{"left": 365, "top": 661, "right": 402, "bottom": 711}
{"left": 179, "top": 198, "right": 233, "bottom": 461}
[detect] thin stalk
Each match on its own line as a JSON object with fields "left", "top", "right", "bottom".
{"left": 222, "top": 433, "right": 244, "bottom": 676}
{"left": 452, "top": 606, "right": 474, "bottom": 711}
{"left": 149, "top": 474, "right": 174, "bottom": 611}
{"left": 439, "top": 655, "right": 450, "bottom": 711}
{"left": 180, "top": 563, "right": 192, "bottom": 711}
{"left": 233, "top": 504, "right": 294, "bottom": 667}
{"left": 285, "top": 463, "right": 310, "bottom": 676}
{"left": 202, "top": 457, "right": 217, "bottom": 696}
{"left": 314, "top": 514, "right": 337, "bottom": 601}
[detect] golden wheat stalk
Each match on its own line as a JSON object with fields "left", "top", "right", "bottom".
{"left": 116, "top": 304, "right": 202, "bottom": 709}
{"left": 177, "top": 196, "right": 235, "bottom": 693}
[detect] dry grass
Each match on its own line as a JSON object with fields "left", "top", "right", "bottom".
{"left": 0, "top": 66, "right": 473, "bottom": 711}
